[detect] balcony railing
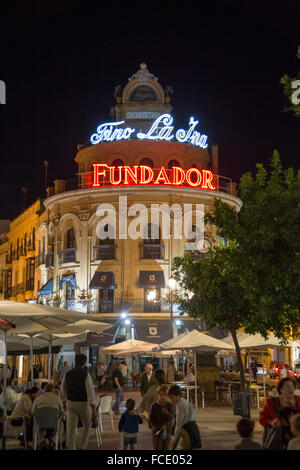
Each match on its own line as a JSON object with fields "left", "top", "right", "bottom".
{"left": 60, "top": 298, "right": 173, "bottom": 314}
{"left": 93, "top": 245, "right": 116, "bottom": 261}
{"left": 59, "top": 248, "right": 77, "bottom": 264}
{"left": 45, "top": 252, "right": 54, "bottom": 267}
{"left": 141, "top": 243, "right": 164, "bottom": 260}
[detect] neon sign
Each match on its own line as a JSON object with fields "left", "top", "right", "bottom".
{"left": 90, "top": 114, "right": 208, "bottom": 149}
{"left": 91, "top": 164, "right": 216, "bottom": 190}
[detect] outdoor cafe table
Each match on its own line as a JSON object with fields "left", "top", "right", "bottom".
{"left": 169, "top": 381, "right": 203, "bottom": 408}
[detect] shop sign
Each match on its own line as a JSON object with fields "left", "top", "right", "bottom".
{"left": 90, "top": 113, "right": 208, "bottom": 149}
{"left": 91, "top": 164, "right": 216, "bottom": 191}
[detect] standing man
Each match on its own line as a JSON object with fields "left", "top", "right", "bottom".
{"left": 112, "top": 363, "right": 125, "bottom": 415}
{"left": 140, "top": 363, "right": 156, "bottom": 397}
{"left": 60, "top": 353, "right": 96, "bottom": 450}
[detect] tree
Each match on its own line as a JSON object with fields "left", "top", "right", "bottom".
{"left": 173, "top": 152, "right": 300, "bottom": 391}
{"left": 206, "top": 151, "right": 300, "bottom": 339}
{"left": 173, "top": 247, "right": 252, "bottom": 392}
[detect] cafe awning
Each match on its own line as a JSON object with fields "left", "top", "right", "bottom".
{"left": 89, "top": 271, "right": 117, "bottom": 289}
{"left": 133, "top": 319, "right": 173, "bottom": 344}
{"left": 59, "top": 274, "right": 77, "bottom": 290}
{"left": 138, "top": 271, "right": 165, "bottom": 288}
{"left": 37, "top": 277, "right": 53, "bottom": 296}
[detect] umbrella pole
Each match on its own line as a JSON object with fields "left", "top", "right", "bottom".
{"left": 48, "top": 335, "right": 52, "bottom": 382}
{"left": 262, "top": 350, "right": 266, "bottom": 402}
{"left": 2, "top": 329, "right": 7, "bottom": 450}
{"left": 194, "top": 349, "right": 198, "bottom": 415}
{"left": 29, "top": 335, "right": 34, "bottom": 387}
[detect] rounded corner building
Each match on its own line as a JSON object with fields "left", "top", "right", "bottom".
{"left": 40, "top": 63, "right": 242, "bottom": 365}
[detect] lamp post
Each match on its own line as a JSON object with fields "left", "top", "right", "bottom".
{"left": 168, "top": 277, "right": 176, "bottom": 320}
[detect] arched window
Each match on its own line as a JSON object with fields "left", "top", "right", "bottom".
{"left": 139, "top": 157, "right": 154, "bottom": 168}
{"left": 168, "top": 159, "right": 180, "bottom": 169}
{"left": 66, "top": 228, "right": 76, "bottom": 249}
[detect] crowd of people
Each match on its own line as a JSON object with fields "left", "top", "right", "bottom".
{"left": 1, "top": 356, "right": 300, "bottom": 451}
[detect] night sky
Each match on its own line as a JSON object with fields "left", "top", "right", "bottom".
{"left": 0, "top": 1, "right": 299, "bottom": 220}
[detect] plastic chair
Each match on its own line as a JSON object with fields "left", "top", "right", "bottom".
{"left": 6, "top": 416, "right": 28, "bottom": 449}
{"left": 97, "top": 395, "right": 114, "bottom": 432}
{"left": 33, "top": 407, "right": 62, "bottom": 450}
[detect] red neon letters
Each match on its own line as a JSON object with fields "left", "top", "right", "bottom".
{"left": 92, "top": 164, "right": 216, "bottom": 190}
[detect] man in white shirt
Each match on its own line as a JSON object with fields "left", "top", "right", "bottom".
{"left": 120, "top": 361, "right": 128, "bottom": 378}
{"left": 60, "top": 353, "right": 96, "bottom": 450}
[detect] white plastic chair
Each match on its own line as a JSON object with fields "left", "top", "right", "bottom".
{"left": 33, "top": 407, "right": 63, "bottom": 450}
{"left": 97, "top": 395, "right": 114, "bottom": 432}
{"left": 6, "top": 415, "right": 28, "bottom": 449}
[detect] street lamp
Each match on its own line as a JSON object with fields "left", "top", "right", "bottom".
{"left": 168, "top": 277, "right": 176, "bottom": 319}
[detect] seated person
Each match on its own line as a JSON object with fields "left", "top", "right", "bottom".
{"left": 32, "top": 383, "right": 64, "bottom": 416}
{"left": 184, "top": 368, "right": 195, "bottom": 384}
{"left": 40, "top": 382, "right": 48, "bottom": 395}
{"left": 0, "top": 379, "right": 19, "bottom": 416}
{"left": 11, "top": 386, "right": 40, "bottom": 446}
{"left": 32, "top": 383, "right": 64, "bottom": 445}
{"left": 10, "top": 378, "right": 22, "bottom": 393}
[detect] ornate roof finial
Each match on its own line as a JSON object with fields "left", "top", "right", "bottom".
{"left": 128, "top": 63, "right": 158, "bottom": 83}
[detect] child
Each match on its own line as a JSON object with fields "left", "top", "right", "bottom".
{"left": 118, "top": 398, "right": 143, "bottom": 450}
{"left": 168, "top": 384, "right": 201, "bottom": 450}
{"left": 149, "top": 384, "right": 175, "bottom": 450}
{"left": 287, "top": 414, "right": 300, "bottom": 450}
{"left": 234, "top": 418, "right": 262, "bottom": 450}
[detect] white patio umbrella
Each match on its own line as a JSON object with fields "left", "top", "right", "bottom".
{"left": 157, "top": 330, "right": 233, "bottom": 414}
{"left": 101, "top": 338, "right": 158, "bottom": 354}
{"left": 0, "top": 301, "right": 111, "bottom": 382}
{"left": 238, "top": 333, "right": 295, "bottom": 400}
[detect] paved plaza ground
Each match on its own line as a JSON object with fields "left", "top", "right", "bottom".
{"left": 4, "top": 389, "right": 264, "bottom": 451}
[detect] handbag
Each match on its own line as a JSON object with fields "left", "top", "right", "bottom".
{"left": 262, "top": 398, "right": 283, "bottom": 450}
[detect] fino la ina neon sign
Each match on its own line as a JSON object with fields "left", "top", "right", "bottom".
{"left": 90, "top": 113, "right": 208, "bottom": 149}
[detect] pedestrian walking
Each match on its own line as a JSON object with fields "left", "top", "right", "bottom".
{"left": 287, "top": 414, "right": 300, "bottom": 450}
{"left": 97, "top": 362, "right": 105, "bottom": 386}
{"left": 60, "top": 353, "right": 97, "bottom": 450}
{"left": 168, "top": 384, "right": 201, "bottom": 450}
{"left": 234, "top": 418, "right": 262, "bottom": 450}
{"left": 250, "top": 360, "right": 258, "bottom": 381}
{"left": 112, "top": 363, "right": 125, "bottom": 415}
{"left": 149, "top": 384, "right": 175, "bottom": 450}
{"left": 167, "top": 359, "right": 177, "bottom": 383}
{"left": 140, "top": 363, "right": 156, "bottom": 397}
{"left": 118, "top": 398, "right": 143, "bottom": 450}
{"left": 260, "top": 377, "right": 300, "bottom": 450}
{"left": 138, "top": 369, "right": 167, "bottom": 415}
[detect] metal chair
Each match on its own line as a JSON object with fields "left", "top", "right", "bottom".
{"left": 33, "top": 407, "right": 62, "bottom": 450}
{"left": 97, "top": 395, "right": 114, "bottom": 432}
{"left": 5, "top": 416, "right": 28, "bottom": 449}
